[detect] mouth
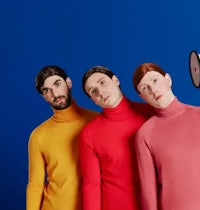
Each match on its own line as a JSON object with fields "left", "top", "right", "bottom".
{"left": 155, "top": 95, "right": 162, "bottom": 101}
{"left": 55, "top": 97, "right": 65, "bottom": 103}
{"left": 103, "top": 95, "right": 110, "bottom": 102}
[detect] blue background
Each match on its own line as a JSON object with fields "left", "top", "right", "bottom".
{"left": 1, "top": 0, "right": 200, "bottom": 209}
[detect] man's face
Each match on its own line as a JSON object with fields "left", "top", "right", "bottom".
{"left": 137, "top": 71, "right": 173, "bottom": 109}
{"left": 85, "top": 72, "right": 123, "bottom": 108}
{"left": 41, "top": 75, "right": 72, "bottom": 110}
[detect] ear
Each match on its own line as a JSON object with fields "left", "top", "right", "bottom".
{"left": 165, "top": 73, "right": 172, "bottom": 87}
{"left": 112, "top": 75, "right": 120, "bottom": 86}
{"left": 66, "top": 77, "right": 72, "bottom": 89}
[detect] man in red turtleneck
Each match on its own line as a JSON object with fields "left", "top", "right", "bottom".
{"left": 79, "top": 65, "right": 152, "bottom": 210}
{"left": 133, "top": 62, "right": 200, "bottom": 210}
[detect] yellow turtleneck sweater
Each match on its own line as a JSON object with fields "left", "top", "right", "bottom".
{"left": 26, "top": 101, "right": 98, "bottom": 210}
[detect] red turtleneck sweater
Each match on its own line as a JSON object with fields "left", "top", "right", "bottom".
{"left": 79, "top": 96, "right": 152, "bottom": 210}
{"left": 135, "top": 97, "right": 200, "bottom": 210}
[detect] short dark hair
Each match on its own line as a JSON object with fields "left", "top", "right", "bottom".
{"left": 82, "top": 65, "right": 115, "bottom": 97}
{"left": 133, "top": 63, "right": 166, "bottom": 93}
{"left": 35, "top": 65, "right": 68, "bottom": 94}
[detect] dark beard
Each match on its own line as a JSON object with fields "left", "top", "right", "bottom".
{"left": 52, "top": 90, "right": 72, "bottom": 110}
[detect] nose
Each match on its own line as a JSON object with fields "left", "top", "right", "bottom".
{"left": 99, "top": 88, "right": 105, "bottom": 97}
{"left": 149, "top": 85, "right": 157, "bottom": 94}
{"left": 51, "top": 88, "right": 60, "bottom": 98}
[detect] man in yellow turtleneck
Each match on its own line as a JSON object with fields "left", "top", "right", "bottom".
{"left": 26, "top": 65, "right": 98, "bottom": 210}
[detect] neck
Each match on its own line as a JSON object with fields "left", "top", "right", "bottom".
{"left": 161, "top": 94, "right": 175, "bottom": 109}
{"left": 52, "top": 100, "right": 83, "bottom": 122}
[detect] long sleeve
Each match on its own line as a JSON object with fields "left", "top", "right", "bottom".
{"left": 79, "top": 129, "right": 101, "bottom": 210}
{"left": 135, "top": 130, "right": 158, "bottom": 210}
{"left": 26, "top": 102, "right": 98, "bottom": 210}
{"left": 134, "top": 98, "right": 200, "bottom": 210}
{"left": 78, "top": 96, "right": 152, "bottom": 210}
{"left": 26, "top": 131, "right": 45, "bottom": 210}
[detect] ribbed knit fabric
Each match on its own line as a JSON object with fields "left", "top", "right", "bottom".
{"left": 79, "top": 95, "right": 152, "bottom": 210}
{"left": 135, "top": 97, "right": 200, "bottom": 210}
{"left": 26, "top": 101, "right": 98, "bottom": 210}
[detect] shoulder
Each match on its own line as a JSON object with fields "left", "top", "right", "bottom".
{"left": 80, "top": 113, "right": 103, "bottom": 137}
{"left": 135, "top": 116, "right": 157, "bottom": 142}
{"left": 130, "top": 101, "right": 154, "bottom": 118}
{"left": 81, "top": 107, "right": 99, "bottom": 118}
{"left": 131, "top": 101, "right": 151, "bottom": 109}
{"left": 186, "top": 103, "right": 200, "bottom": 112}
{"left": 82, "top": 113, "right": 102, "bottom": 129}
{"left": 79, "top": 115, "right": 102, "bottom": 148}
{"left": 81, "top": 109, "right": 100, "bottom": 127}
{"left": 29, "top": 117, "right": 51, "bottom": 139}
{"left": 75, "top": 104, "right": 100, "bottom": 119}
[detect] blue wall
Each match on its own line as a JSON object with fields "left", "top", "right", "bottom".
{"left": 1, "top": 0, "right": 200, "bottom": 209}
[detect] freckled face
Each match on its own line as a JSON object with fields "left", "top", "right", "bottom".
{"left": 85, "top": 72, "right": 123, "bottom": 108}
{"left": 137, "top": 71, "right": 174, "bottom": 109}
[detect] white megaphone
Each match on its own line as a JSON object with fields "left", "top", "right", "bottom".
{"left": 189, "top": 50, "right": 200, "bottom": 88}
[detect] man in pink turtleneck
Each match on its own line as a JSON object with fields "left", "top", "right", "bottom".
{"left": 79, "top": 65, "right": 153, "bottom": 210}
{"left": 132, "top": 62, "right": 200, "bottom": 210}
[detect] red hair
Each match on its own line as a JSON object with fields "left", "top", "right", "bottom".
{"left": 133, "top": 63, "right": 166, "bottom": 93}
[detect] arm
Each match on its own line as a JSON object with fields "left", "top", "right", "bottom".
{"left": 79, "top": 129, "right": 101, "bottom": 210}
{"left": 134, "top": 130, "right": 158, "bottom": 210}
{"left": 26, "top": 131, "right": 45, "bottom": 210}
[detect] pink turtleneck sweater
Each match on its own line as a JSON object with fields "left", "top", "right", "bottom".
{"left": 135, "top": 97, "right": 200, "bottom": 210}
{"left": 79, "top": 96, "right": 152, "bottom": 210}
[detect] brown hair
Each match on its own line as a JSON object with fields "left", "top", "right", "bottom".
{"left": 35, "top": 65, "right": 68, "bottom": 94}
{"left": 82, "top": 65, "right": 115, "bottom": 97}
{"left": 133, "top": 63, "right": 166, "bottom": 93}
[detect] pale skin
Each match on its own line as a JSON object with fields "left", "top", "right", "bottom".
{"left": 137, "top": 71, "right": 175, "bottom": 109}
{"left": 85, "top": 72, "right": 123, "bottom": 108}
{"left": 40, "top": 75, "right": 72, "bottom": 110}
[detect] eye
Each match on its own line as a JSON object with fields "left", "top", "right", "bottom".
{"left": 90, "top": 88, "right": 98, "bottom": 96}
{"left": 55, "top": 81, "right": 62, "bottom": 87}
{"left": 42, "top": 88, "right": 50, "bottom": 95}
{"left": 100, "top": 80, "right": 106, "bottom": 85}
{"left": 153, "top": 78, "right": 158, "bottom": 83}
{"left": 141, "top": 86, "right": 147, "bottom": 93}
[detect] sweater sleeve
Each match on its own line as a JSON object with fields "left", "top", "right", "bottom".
{"left": 79, "top": 129, "right": 101, "bottom": 210}
{"left": 134, "top": 129, "right": 158, "bottom": 210}
{"left": 26, "top": 131, "right": 45, "bottom": 210}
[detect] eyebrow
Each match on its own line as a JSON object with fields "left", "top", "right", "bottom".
{"left": 41, "top": 79, "right": 62, "bottom": 92}
{"left": 139, "top": 75, "right": 159, "bottom": 87}
{"left": 53, "top": 79, "right": 62, "bottom": 85}
{"left": 87, "top": 76, "right": 106, "bottom": 93}
{"left": 150, "top": 75, "right": 159, "bottom": 80}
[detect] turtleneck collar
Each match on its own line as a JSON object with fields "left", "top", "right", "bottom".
{"left": 102, "top": 95, "right": 134, "bottom": 121}
{"left": 51, "top": 100, "right": 83, "bottom": 122}
{"left": 154, "top": 97, "right": 187, "bottom": 118}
